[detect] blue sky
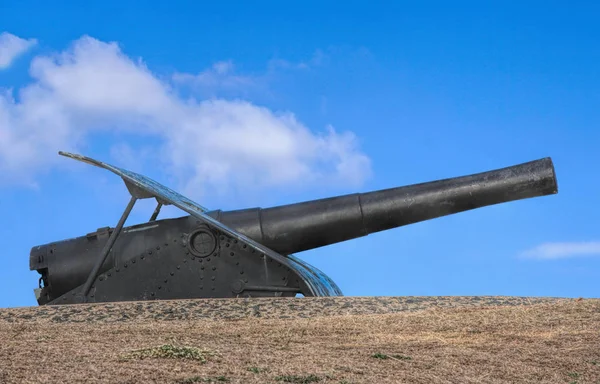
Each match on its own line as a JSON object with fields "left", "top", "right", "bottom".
{"left": 0, "top": 1, "right": 598, "bottom": 308}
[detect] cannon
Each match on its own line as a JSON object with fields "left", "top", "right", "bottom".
{"left": 30, "top": 152, "right": 558, "bottom": 305}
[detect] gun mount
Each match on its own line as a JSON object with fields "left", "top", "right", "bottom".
{"left": 30, "top": 152, "right": 558, "bottom": 305}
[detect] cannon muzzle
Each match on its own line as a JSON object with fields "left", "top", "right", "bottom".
{"left": 212, "top": 158, "right": 558, "bottom": 254}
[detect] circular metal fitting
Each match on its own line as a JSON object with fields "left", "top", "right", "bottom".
{"left": 188, "top": 228, "right": 217, "bottom": 258}
{"left": 231, "top": 280, "right": 245, "bottom": 294}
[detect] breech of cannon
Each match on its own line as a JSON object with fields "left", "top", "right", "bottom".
{"left": 211, "top": 157, "right": 558, "bottom": 254}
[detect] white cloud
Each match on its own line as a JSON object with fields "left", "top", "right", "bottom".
{"left": 0, "top": 32, "right": 37, "bottom": 69}
{"left": 520, "top": 241, "right": 600, "bottom": 260}
{"left": 267, "top": 49, "right": 328, "bottom": 71}
{"left": 0, "top": 34, "right": 371, "bottom": 197}
{"left": 172, "top": 49, "right": 329, "bottom": 95}
{"left": 172, "top": 60, "right": 256, "bottom": 92}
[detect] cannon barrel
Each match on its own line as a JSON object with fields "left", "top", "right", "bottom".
{"left": 211, "top": 157, "right": 558, "bottom": 255}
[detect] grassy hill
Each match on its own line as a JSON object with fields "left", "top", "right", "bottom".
{"left": 0, "top": 297, "right": 598, "bottom": 383}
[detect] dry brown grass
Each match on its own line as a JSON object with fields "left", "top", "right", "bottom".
{"left": 1, "top": 299, "right": 599, "bottom": 384}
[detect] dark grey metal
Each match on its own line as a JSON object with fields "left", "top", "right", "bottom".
{"left": 233, "top": 282, "right": 302, "bottom": 294}
{"left": 149, "top": 201, "right": 163, "bottom": 221}
{"left": 79, "top": 195, "right": 137, "bottom": 302}
{"left": 29, "top": 153, "right": 559, "bottom": 305}
{"left": 57, "top": 150, "right": 341, "bottom": 298}
{"left": 210, "top": 157, "right": 558, "bottom": 255}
